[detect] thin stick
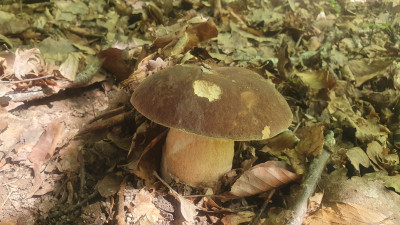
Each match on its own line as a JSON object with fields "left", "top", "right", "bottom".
{"left": 0, "top": 186, "right": 14, "bottom": 211}
{"left": 78, "top": 110, "right": 132, "bottom": 135}
{"left": 286, "top": 131, "right": 334, "bottom": 225}
{"left": 88, "top": 106, "right": 125, "bottom": 124}
{"left": 116, "top": 177, "right": 128, "bottom": 225}
{"left": 48, "top": 191, "right": 99, "bottom": 218}
{"left": 78, "top": 150, "right": 86, "bottom": 197}
{"left": 249, "top": 189, "right": 276, "bottom": 225}
{"left": 0, "top": 75, "right": 54, "bottom": 83}
{"left": 154, "top": 171, "right": 176, "bottom": 194}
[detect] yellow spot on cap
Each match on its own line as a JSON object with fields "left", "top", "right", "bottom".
{"left": 262, "top": 125, "right": 270, "bottom": 139}
{"left": 193, "top": 80, "right": 222, "bottom": 102}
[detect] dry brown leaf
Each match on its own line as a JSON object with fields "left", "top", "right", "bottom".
{"left": 382, "top": 174, "right": 400, "bottom": 193}
{"left": 27, "top": 120, "right": 65, "bottom": 164}
{"left": 57, "top": 140, "right": 81, "bottom": 173}
{"left": 346, "top": 147, "right": 372, "bottom": 173}
{"left": 96, "top": 174, "right": 123, "bottom": 198}
{"left": 186, "top": 19, "right": 218, "bottom": 49}
{"left": 0, "top": 51, "right": 15, "bottom": 77}
{"left": 0, "top": 118, "right": 8, "bottom": 132}
{"left": 303, "top": 36, "right": 322, "bottom": 51}
{"left": 347, "top": 59, "right": 393, "bottom": 87}
{"left": 13, "top": 48, "right": 43, "bottom": 80}
{"left": 337, "top": 202, "right": 394, "bottom": 225}
{"left": 230, "top": 161, "right": 299, "bottom": 197}
{"left": 121, "top": 53, "right": 162, "bottom": 87}
{"left": 320, "top": 169, "right": 400, "bottom": 223}
{"left": 295, "top": 125, "right": 324, "bottom": 157}
{"left": 26, "top": 120, "right": 64, "bottom": 198}
{"left": 127, "top": 129, "right": 166, "bottom": 184}
{"left": 307, "top": 192, "right": 323, "bottom": 215}
{"left": 153, "top": 19, "right": 218, "bottom": 57}
{"left": 59, "top": 52, "right": 80, "bottom": 81}
{"left": 98, "top": 48, "right": 134, "bottom": 81}
{"left": 327, "top": 95, "right": 389, "bottom": 143}
{"left": 366, "top": 141, "right": 399, "bottom": 171}
{"left": 130, "top": 189, "right": 163, "bottom": 224}
{"left": 296, "top": 70, "right": 336, "bottom": 90}
{"left": 273, "top": 126, "right": 324, "bottom": 175}
{"left": 155, "top": 171, "right": 198, "bottom": 223}
{"left": 26, "top": 163, "right": 43, "bottom": 198}
{"left": 283, "top": 148, "right": 307, "bottom": 175}
{"left": 259, "top": 131, "right": 296, "bottom": 156}
{"left": 304, "top": 202, "right": 395, "bottom": 225}
{"left": 33, "top": 180, "right": 55, "bottom": 196}
{"left": 221, "top": 211, "right": 255, "bottom": 225}
{"left": 176, "top": 194, "right": 198, "bottom": 223}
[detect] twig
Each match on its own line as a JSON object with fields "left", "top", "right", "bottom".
{"left": 67, "top": 181, "right": 74, "bottom": 205}
{"left": 249, "top": 189, "right": 275, "bottom": 225}
{"left": 0, "top": 74, "right": 54, "bottom": 83}
{"left": 153, "top": 171, "right": 175, "bottom": 194}
{"left": 78, "top": 110, "right": 133, "bottom": 135}
{"left": 0, "top": 190, "right": 13, "bottom": 210}
{"left": 67, "top": 191, "right": 98, "bottom": 212}
{"left": 48, "top": 191, "right": 99, "bottom": 218}
{"left": 286, "top": 131, "right": 335, "bottom": 225}
{"left": 0, "top": 184, "right": 14, "bottom": 212}
{"left": 88, "top": 106, "right": 125, "bottom": 124}
{"left": 213, "top": 0, "right": 222, "bottom": 18}
{"left": 116, "top": 177, "right": 128, "bottom": 225}
{"left": 78, "top": 150, "right": 86, "bottom": 197}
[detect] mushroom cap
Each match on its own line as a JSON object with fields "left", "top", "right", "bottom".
{"left": 131, "top": 65, "right": 292, "bottom": 141}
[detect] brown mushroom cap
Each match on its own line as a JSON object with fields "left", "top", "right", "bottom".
{"left": 131, "top": 65, "right": 292, "bottom": 141}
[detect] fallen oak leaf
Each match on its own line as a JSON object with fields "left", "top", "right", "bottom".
{"left": 26, "top": 120, "right": 64, "bottom": 198}
{"left": 28, "top": 120, "right": 65, "bottom": 164}
{"left": 230, "top": 161, "right": 299, "bottom": 197}
{"left": 295, "top": 125, "right": 325, "bottom": 157}
{"left": 346, "top": 147, "right": 373, "bottom": 174}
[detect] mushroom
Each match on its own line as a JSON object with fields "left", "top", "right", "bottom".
{"left": 131, "top": 65, "right": 292, "bottom": 187}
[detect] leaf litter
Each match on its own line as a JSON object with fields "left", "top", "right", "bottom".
{"left": 0, "top": 0, "right": 400, "bottom": 224}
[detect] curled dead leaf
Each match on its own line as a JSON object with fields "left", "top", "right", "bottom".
{"left": 230, "top": 161, "right": 299, "bottom": 197}
{"left": 13, "top": 48, "right": 43, "bottom": 80}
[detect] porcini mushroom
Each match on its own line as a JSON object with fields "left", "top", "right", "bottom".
{"left": 131, "top": 65, "right": 292, "bottom": 187}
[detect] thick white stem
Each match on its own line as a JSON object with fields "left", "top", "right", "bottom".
{"left": 161, "top": 128, "right": 234, "bottom": 187}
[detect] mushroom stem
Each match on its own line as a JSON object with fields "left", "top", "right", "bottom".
{"left": 161, "top": 128, "right": 234, "bottom": 187}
